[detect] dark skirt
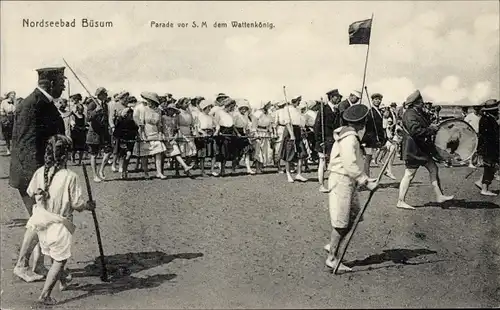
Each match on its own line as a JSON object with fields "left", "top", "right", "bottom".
{"left": 0, "top": 114, "right": 14, "bottom": 141}
{"left": 215, "top": 126, "right": 237, "bottom": 161}
{"left": 280, "top": 125, "right": 308, "bottom": 162}
{"left": 117, "top": 140, "right": 135, "bottom": 157}
{"left": 234, "top": 127, "right": 254, "bottom": 157}
{"left": 195, "top": 129, "right": 216, "bottom": 158}
{"left": 71, "top": 126, "right": 87, "bottom": 152}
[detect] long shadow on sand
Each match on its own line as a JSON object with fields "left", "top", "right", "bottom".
{"left": 345, "top": 248, "right": 437, "bottom": 268}
{"left": 59, "top": 251, "right": 203, "bottom": 305}
{"left": 421, "top": 199, "right": 500, "bottom": 209}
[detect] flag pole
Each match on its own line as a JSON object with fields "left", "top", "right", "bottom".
{"left": 358, "top": 13, "right": 374, "bottom": 106}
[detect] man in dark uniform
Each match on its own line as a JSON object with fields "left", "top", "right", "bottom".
{"left": 314, "top": 89, "right": 342, "bottom": 192}
{"left": 361, "top": 92, "right": 386, "bottom": 177}
{"left": 10, "top": 67, "right": 66, "bottom": 282}
{"left": 338, "top": 90, "right": 361, "bottom": 126}
{"left": 397, "top": 90, "right": 454, "bottom": 210}
{"left": 475, "top": 99, "right": 499, "bottom": 196}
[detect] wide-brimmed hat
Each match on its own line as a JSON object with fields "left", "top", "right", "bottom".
{"left": 69, "top": 93, "right": 82, "bottom": 101}
{"left": 343, "top": 104, "right": 369, "bottom": 123}
{"left": 199, "top": 99, "right": 214, "bottom": 111}
{"left": 95, "top": 87, "right": 107, "bottom": 97}
{"left": 390, "top": 102, "right": 397, "bottom": 108}
{"left": 116, "top": 91, "right": 129, "bottom": 101}
{"left": 216, "top": 93, "right": 229, "bottom": 101}
{"left": 175, "top": 97, "right": 191, "bottom": 108}
{"left": 371, "top": 93, "right": 383, "bottom": 100}
{"left": 307, "top": 100, "right": 320, "bottom": 109}
{"left": 276, "top": 100, "right": 287, "bottom": 108}
{"left": 126, "top": 96, "right": 138, "bottom": 107}
{"left": 236, "top": 99, "right": 250, "bottom": 109}
{"left": 405, "top": 90, "right": 423, "bottom": 106}
{"left": 140, "top": 91, "right": 160, "bottom": 105}
{"left": 291, "top": 96, "right": 302, "bottom": 104}
{"left": 298, "top": 100, "right": 308, "bottom": 110}
{"left": 222, "top": 97, "right": 236, "bottom": 107}
{"left": 481, "top": 99, "right": 499, "bottom": 111}
{"left": 165, "top": 102, "right": 180, "bottom": 113}
{"left": 4, "top": 91, "right": 16, "bottom": 98}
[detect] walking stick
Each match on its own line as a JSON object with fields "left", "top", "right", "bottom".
{"left": 333, "top": 146, "right": 396, "bottom": 275}
{"left": 81, "top": 163, "right": 109, "bottom": 282}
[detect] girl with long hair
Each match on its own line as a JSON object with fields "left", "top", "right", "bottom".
{"left": 23, "top": 134, "right": 95, "bottom": 305}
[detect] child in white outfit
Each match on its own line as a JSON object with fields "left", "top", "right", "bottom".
{"left": 24, "top": 134, "right": 95, "bottom": 305}
{"left": 323, "top": 104, "right": 378, "bottom": 272}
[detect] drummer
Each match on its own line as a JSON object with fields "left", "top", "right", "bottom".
{"left": 397, "top": 90, "right": 454, "bottom": 210}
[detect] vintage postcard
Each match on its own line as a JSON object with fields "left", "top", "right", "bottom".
{"left": 0, "top": 1, "right": 499, "bottom": 309}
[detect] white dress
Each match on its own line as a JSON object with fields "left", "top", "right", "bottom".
{"left": 252, "top": 110, "right": 273, "bottom": 165}
{"left": 133, "top": 105, "right": 167, "bottom": 157}
{"left": 26, "top": 167, "right": 86, "bottom": 261}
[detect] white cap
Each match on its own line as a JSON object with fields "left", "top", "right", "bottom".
{"left": 236, "top": 99, "right": 250, "bottom": 109}
{"left": 351, "top": 90, "right": 362, "bottom": 98}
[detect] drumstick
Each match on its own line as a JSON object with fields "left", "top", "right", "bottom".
{"left": 332, "top": 146, "right": 395, "bottom": 275}
{"left": 81, "top": 163, "right": 109, "bottom": 282}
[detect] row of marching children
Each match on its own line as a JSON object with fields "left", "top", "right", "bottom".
{"left": 63, "top": 88, "right": 308, "bottom": 182}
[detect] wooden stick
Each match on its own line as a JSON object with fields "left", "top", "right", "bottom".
{"left": 357, "top": 13, "right": 374, "bottom": 107}
{"left": 320, "top": 98, "right": 326, "bottom": 155}
{"left": 63, "top": 58, "right": 100, "bottom": 107}
{"left": 81, "top": 163, "right": 109, "bottom": 282}
{"left": 333, "top": 146, "right": 395, "bottom": 275}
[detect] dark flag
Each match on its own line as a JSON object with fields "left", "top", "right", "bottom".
{"left": 349, "top": 19, "right": 372, "bottom": 45}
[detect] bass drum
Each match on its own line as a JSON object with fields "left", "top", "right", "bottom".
{"left": 433, "top": 118, "right": 478, "bottom": 163}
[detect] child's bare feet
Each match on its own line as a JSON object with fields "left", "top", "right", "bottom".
{"left": 37, "top": 296, "right": 58, "bottom": 305}
{"left": 325, "top": 258, "right": 352, "bottom": 272}
{"left": 13, "top": 266, "right": 44, "bottom": 282}
{"left": 396, "top": 200, "right": 415, "bottom": 210}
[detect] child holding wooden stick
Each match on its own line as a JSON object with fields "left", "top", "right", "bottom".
{"left": 323, "top": 104, "right": 378, "bottom": 272}
{"left": 24, "top": 134, "right": 95, "bottom": 305}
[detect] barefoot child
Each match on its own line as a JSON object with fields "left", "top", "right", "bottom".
{"left": 24, "top": 134, "right": 95, "bottom": 305}
{"left": 323, "top": 104, "right": 378, "bottom": 272}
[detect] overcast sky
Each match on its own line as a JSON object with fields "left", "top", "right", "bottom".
{"left": 1, "top": 1, "right": 498, "bottom": 107}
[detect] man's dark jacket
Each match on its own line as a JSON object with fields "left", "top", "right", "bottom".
{"left": 313, "top": 103, "right": 340, "bottom": 153}
{"left": 401, "top": 107, "right": 436, "bottom": 162}
{"left": 361, "top": 107, "right": 386, "bottom": 148}
{"left": 9, "top": 88, "right": 64, "bottom": 190}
